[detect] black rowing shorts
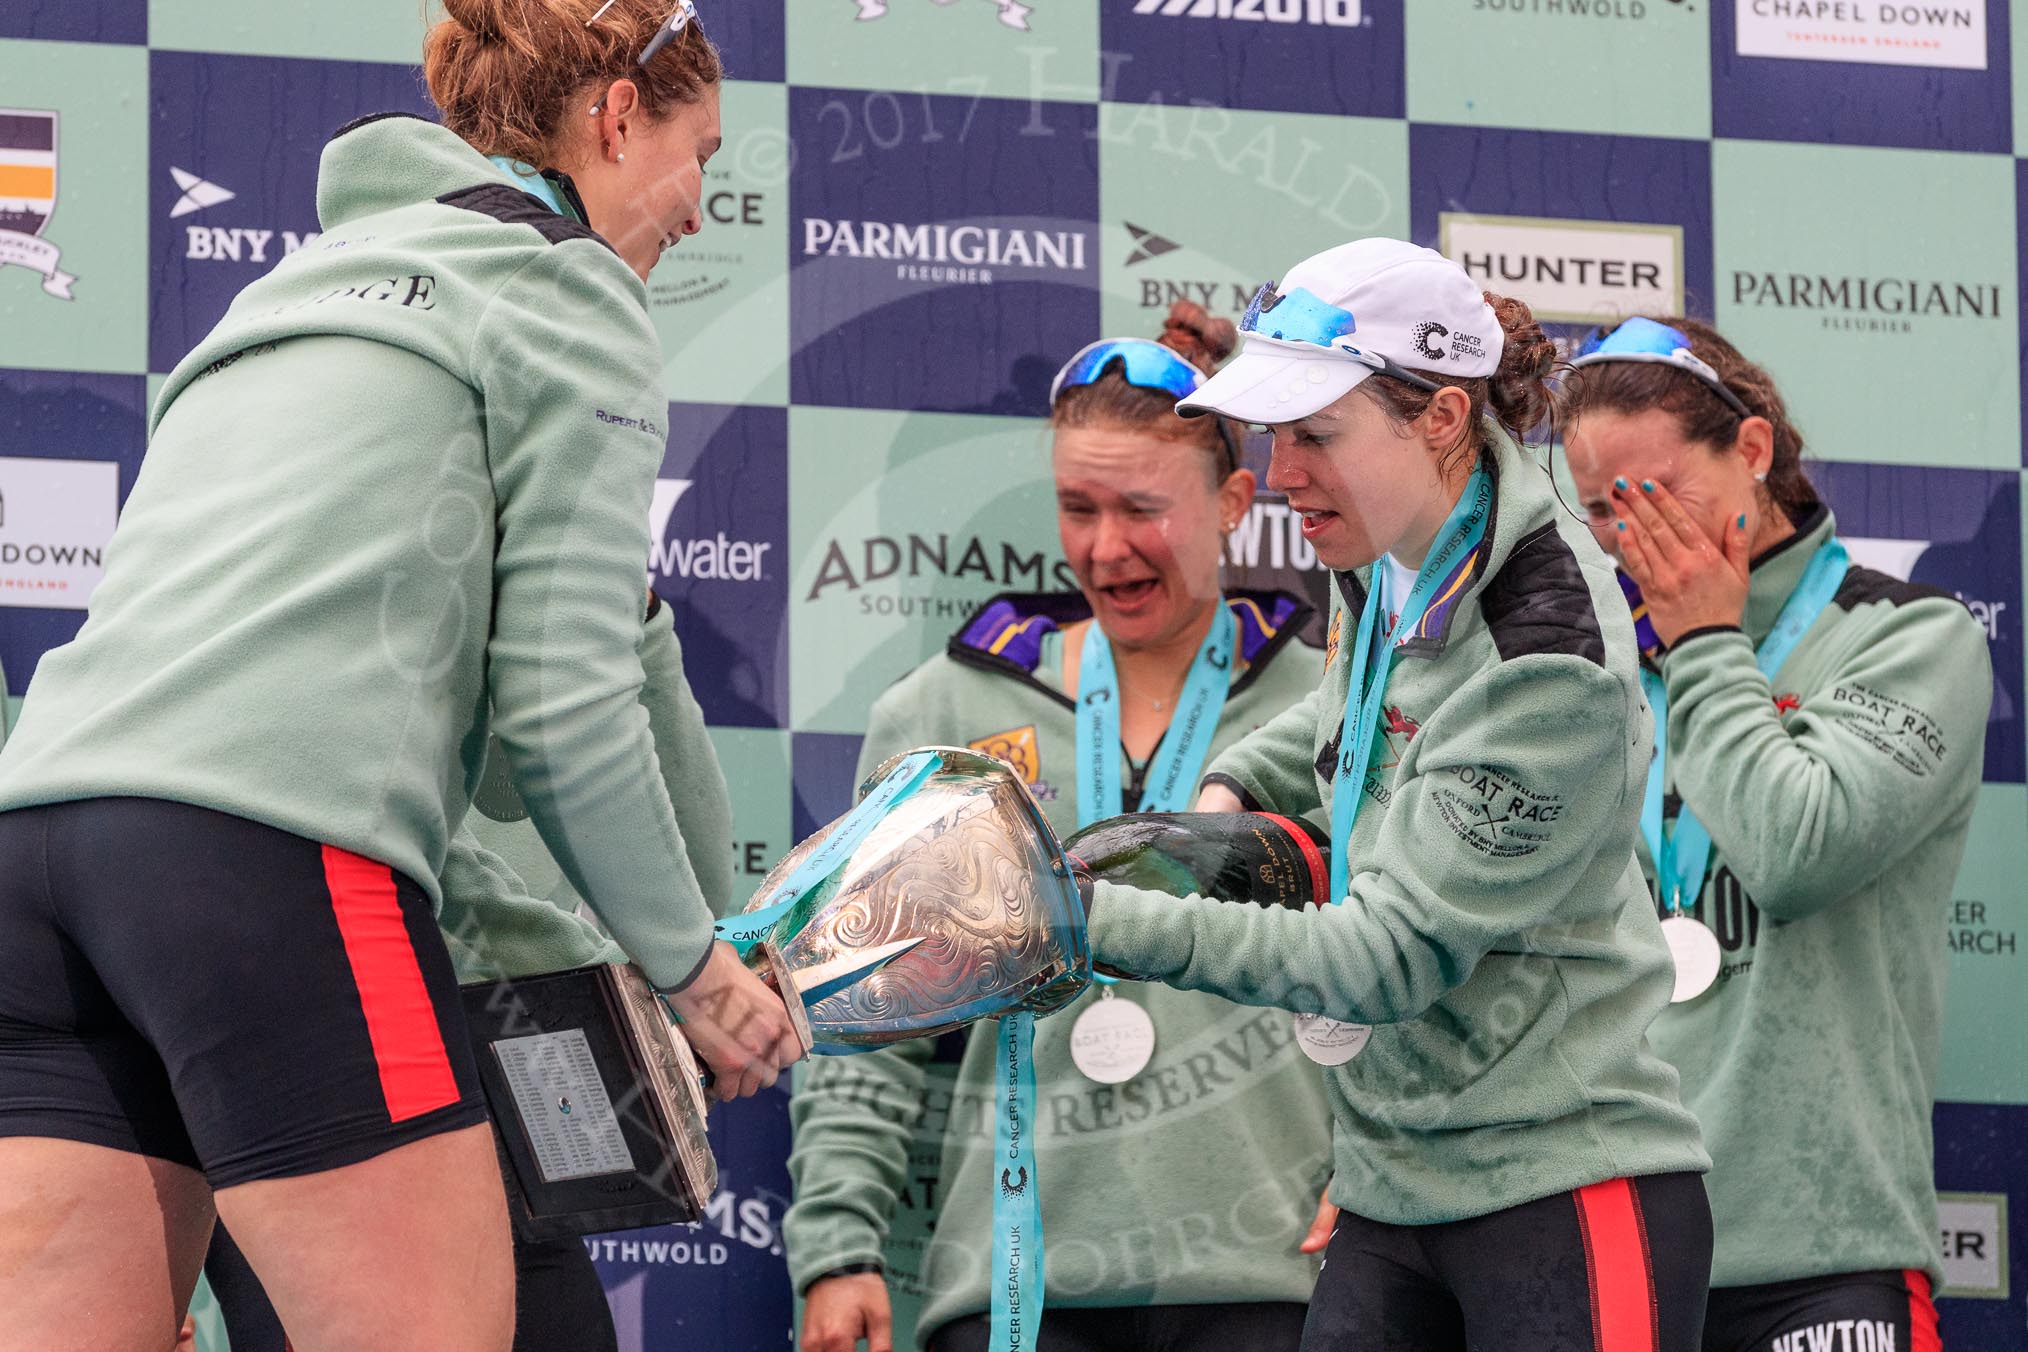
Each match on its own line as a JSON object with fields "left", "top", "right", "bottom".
{"left": 1704, "top": 1269, "right": 1941, "bottom": 1352}
{"left": 0, "top": 797, "right": 486, "bottom": 1186}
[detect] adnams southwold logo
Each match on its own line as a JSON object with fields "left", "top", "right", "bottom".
{"left": 1129, "top": 0, "right": 1367, "bottom": 28}
{"left": 0, "top": 456, "right": 118, "bottom": 610}
{"left": 0, "top": 110, "right": 76, "bottom": 300}
{"left": 1439, "top": 212, "right": 1683, "bottom": 326}
{"left": 1463, "top": 0, "right": 1689, "bottom": 20}
{"left": 1736, "top": 0, "right": 1987, "bottom": 70}
{"left": 801, "top": 217, "right": 1091, "bottom": 289}
{"left": 169, "top": 165, "right": 320, "bottom": 266}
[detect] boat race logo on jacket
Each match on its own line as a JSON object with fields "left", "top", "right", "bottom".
{"left": 0, "top": 109, "right": 76, "bottom": 300}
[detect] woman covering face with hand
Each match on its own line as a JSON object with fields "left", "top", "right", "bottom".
{"left": 1095, "top": 240, "right": 1716, "bottom": 1352}
{"left": 1561, "top": 317, "right": 1990, "bottom": 1352}
{"left": 787, "top": 304, "right": 1336, "bottom": 1352}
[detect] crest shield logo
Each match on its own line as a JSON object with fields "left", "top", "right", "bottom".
{"left": 0, "top": 109, "right": 76, "bottom": 300}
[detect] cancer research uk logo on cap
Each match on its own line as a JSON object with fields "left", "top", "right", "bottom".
{"left": 1439, "top": 213, "right": 1684, "bottom": 326}
{"left": 0, "top": 110, "right": 77, "bottom": 300}
{"left": 0, "top": 456, "right": 118, "bottom": 609}
{"left": 1736, "top": 0, "right": 1987, "bottom": 69}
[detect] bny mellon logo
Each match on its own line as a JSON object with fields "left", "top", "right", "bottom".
{"left": 169, "top": 167, "right": 235, "bottom": 219}
{"left": 1123, "top": 222, "right": 1182, "bottom": 268}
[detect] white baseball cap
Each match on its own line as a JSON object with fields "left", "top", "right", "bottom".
{"left": 1177, "top": 238, "right": 1502, "bottom": 425}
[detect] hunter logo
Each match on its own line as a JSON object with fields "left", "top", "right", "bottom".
{"left": 0, "top": 110, "right": 77, "bottom": 300}
{"left": 1130, "top": 0, "right": 1367, "bottom": 27}
{"left": 1729, "top": 271, "right": 2002, "bottom": 336}
{"left": 1439, "top": 213, "right": 1683, "bottom": 326}
{"left": 0, "top": 455, "right": 118, "bottom": 610}
{"left": 970, "top": 725, "right": 1042, "bottom": 784}
{"left": 854, "top": 0, "right": 1033, "bottom": 27}
{"left": 1736, "top": 0, "right": 1987, "bottom": 71}
{"left": 1412, "top": 321, "right": 1449, "bottom": 363}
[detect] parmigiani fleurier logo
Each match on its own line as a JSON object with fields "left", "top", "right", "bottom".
{"left": 1131, "top": 0, "right": 1365, "bottom": 25}
{"left": 801, "top": 220, "right": 1090, "bottom": 286}
{"left": 1438, "top": 213, "right": 1683, "bottom": 326}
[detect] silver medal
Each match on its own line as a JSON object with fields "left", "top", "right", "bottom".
{"left": 1660, "top": 915, "right": 1722, "bottom": 1003}
{"left": 1293, "top": 1012, "right": 1372, "bottom": 1066}
{"left": 1069, "top": 989, "right": 1156, "bottom": 1084}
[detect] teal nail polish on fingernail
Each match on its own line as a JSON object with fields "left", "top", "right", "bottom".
{"left": 1613, "top": 476, "right": 1629, "bottom": 490}
{"left": 1737, "top": 513, "right": 1747, "bottom": 528}
{"left": 1641, "top": 480, "right": 1656, "bottom": 493}
{"left": 1615, "top": 521, "right": 1627, "bottom": 532}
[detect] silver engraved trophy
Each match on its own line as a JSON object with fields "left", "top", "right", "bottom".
{"left": 739, "top": 746, "right": 1093, "bottom": 1051}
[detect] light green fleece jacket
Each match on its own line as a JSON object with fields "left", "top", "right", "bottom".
{"left": 1090, "top": 433, "right": 1710, "bottom": 1228}
{"left": 0, "top": 114, "right": 714, "bottom": 991}
{"left": 443, "top": 600, "right": 740, "bottom": 982}
{"left": 786, "top": 590, "right": 1335, "bottom": 1346}
{"left": 1642, "top": 504, "right": 1990, "bottom": 1288}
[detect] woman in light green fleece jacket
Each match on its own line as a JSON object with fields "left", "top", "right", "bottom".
{"left": 0, "top": 6, "right": 801, "bottom": 1351}
{"left": 787, "top": 310, "right": 1336, "bottom": 1352}
{"left": 1088, "top": 241, "right": 1715, "bottom": 1351}
{"left": 1561, "top": 316, "right": 1990, "bottom": 1352}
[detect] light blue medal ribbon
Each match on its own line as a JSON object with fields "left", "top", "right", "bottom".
{"left": 488, "top": 156, "right": 570, "bottom": 217}
{"left": 1639, "top": 538, "right": 1849, "bottom": 912}
{"left": 713, "top": 750, "right": 942, "bottom": 954}
{"left": 1328, "top": 469, "right": 1494, "bottom": 905}
{"left": 987, "top": 601, "right": 1235, "bottom": 1352}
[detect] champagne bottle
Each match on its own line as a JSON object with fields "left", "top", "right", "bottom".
{"left": 1062, "top": 812, "right": 1330, "bottom": 913}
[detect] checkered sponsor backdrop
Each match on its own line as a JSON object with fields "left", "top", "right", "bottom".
{"left": 2, "top": 1, "right": 2026, "bottom": 1346}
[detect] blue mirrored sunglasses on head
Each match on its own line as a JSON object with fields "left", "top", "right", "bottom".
{"left": 1238, "top": 282, "right": 1441, "bottom": 394}
{"left": 1570, "top": 316, "right": 1750, "bottom": 418}
{"left": 1049, "top": 338, "right": 1239, "bottom": 472}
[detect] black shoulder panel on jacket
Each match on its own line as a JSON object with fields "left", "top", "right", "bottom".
{"left": 332, "top": 110, "right": 428, "bottom": 140}
{"left": 435, "top": 183, "right": 613, "bottom": 253}
{"left": 1477, "top": 522, "right": 1607, "bottom": 667}
{"left": 1832, "top": 565, "right": 1959, "bottom": 612}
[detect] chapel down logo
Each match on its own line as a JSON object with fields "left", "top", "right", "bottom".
{"left": 853, "top": 0, "right": 1035, "bottom": 28}
{"left": 1736, "top": 0, "right": 1987, "bottom": 71}
{"left": 0, "top": 110, "right": 77, "bottom": 300}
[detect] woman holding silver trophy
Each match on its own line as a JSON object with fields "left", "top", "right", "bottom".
{"left": 1082, "top": 241, "right": 1719, "bottom": 1351}
{"left": 0, "top": 3, "right": 801, "bottom": 1350}
{"left": 786, "top": 305, "right": 1337, "bottom": 1352}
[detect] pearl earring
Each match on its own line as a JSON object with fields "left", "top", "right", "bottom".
{"left": 1753, "top": 471, "right": 1766, "bottom": 482}
{"left": 616, "top": 151, "right": 625, "bottom": 162}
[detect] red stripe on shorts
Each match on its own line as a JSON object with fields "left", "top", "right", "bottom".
{"left": 1574, "top": 1178, "right": 1660, "bottom": 1352}
{"left": 1905, "top": 1269, "right": 1943, "bottom": 1352}
{"left": 321, "top": 846, "right": 459, "bottom": 1123}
